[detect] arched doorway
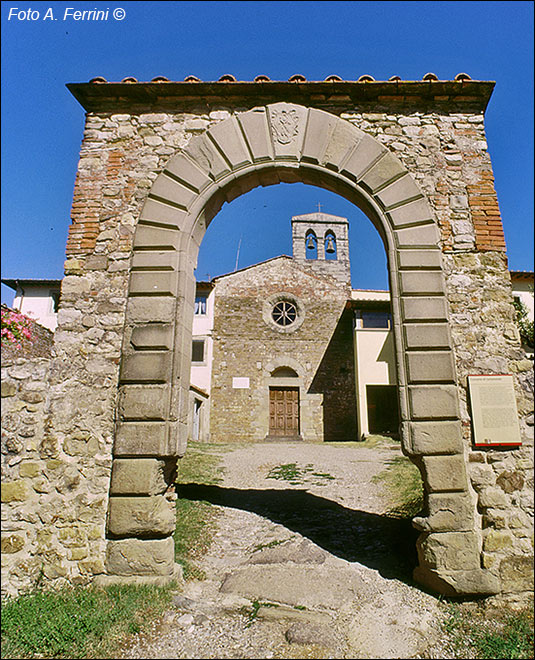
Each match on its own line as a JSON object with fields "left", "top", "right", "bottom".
{"left": 109, "top": 103, "right": 494, "bottom": 596}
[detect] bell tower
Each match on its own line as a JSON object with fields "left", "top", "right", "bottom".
{"left": 291, "top": 211, "right": 351, "bottom": 288}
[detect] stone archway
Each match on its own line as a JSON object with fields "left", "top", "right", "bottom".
{"left": 108, "top": 103, "right": 498, "bottom": 596}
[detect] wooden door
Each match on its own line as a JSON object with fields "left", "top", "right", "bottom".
{"left": 269, "top": 387, "right": 299, "bottom": 437}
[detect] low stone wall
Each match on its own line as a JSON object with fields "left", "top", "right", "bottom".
{"left": 1, "top": 354, "right": 111, "bottom": 597}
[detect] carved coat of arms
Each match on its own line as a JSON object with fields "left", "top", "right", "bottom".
{"left": 270, "top": 108, "right": 300, "bottom": 145}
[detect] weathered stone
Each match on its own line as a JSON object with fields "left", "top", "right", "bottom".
{"left": 105, "top": 537, "right": 175, "bottom": 576}
{"left": 407, "top": 421, "right": 463, "bottom": 455}
{"left": 1, "top": 480, "right": 30, "bottom": 503}
{"left": 413, "top": 492, "right": 475, "bottom": 532}
{"left": 1, "top": 381, "right": 18, "bottom": 397}
{"left": 420, "top": 455, "right": 468, "bottom": 492}
{"left": 1, "top": 534, "right": 25, "bottom": 553}
{"left": 483, "top": 529, "right": 513, "bottom": 552}
{"left": 107, "top": 496, "right": 176, "bottom": 536}
{"left": 417, "top": 531, "right": 480, "bottom": 571}
{"left": 478, "top": 486, "right": 508, "bottom": 508}
{"left": 409, "top": 385, "right": 460, "bottom": 419}
{"left": 496, "top": 470, "right": 525, "bottom": 493}
{"left": 499, "top": 556, "right": 535, "bottom": 592}
{"left": 19, "top": 462, "right": 41, "bottom": 479}
{"left": 110, "top": 458, "right": 172, "bottom": 495}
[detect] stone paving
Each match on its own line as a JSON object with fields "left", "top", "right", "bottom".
{"left": 119, "top": 440, "right": 451, "bottom": 659}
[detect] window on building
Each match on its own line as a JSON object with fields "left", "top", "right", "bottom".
{"left": 360, "top": 311, "right": 391, "bottom": 329}
{"left": 50, "top": 291, "right": 60, "bottom": 313}
{"left": 195, "top": 294, "right": 207, "bottom": 315}
{"left": 272, "top": 300, "right": 297, "bottom": 327}
{"left": 192, "top": 339, "right": 205, "bottom": 363}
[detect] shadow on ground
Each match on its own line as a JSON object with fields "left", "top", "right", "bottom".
{"left": 177, "top": 483, "right": 419, "bottom": 584}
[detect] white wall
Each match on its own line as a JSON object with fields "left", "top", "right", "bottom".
{"left": 12, "top": 284, "right": 59, "bottom": 331}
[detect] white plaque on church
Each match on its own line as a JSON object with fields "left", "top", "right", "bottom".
{"left": 232, "top": 377, "right": 250, "bottom": 389}
{"left": 468, "top": 374, "right": 522, "bottom": 447}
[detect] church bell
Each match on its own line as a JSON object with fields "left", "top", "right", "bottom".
{"left": 306, "top": 235, "right": 316, "bottom": 250}
{"left": 325, "top": 236, "right": 336, "bottom": 253}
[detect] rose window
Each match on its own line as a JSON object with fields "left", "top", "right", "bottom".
{"left": 271, "top": 301, "right": 297, "bottom": 327}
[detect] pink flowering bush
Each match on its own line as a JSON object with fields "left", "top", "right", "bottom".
{"left": 1, "top": 307, "right": 34, "bottom": 349}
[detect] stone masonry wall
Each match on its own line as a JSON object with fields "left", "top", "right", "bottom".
{"left": 1, "top": 85, "right": 532, "bottom": 598}
{"left": 209, "top": 257, "right": 357, "bottom": 443}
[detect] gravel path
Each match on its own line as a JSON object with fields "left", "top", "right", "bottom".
{"left": 119, "top": 440, "right": 453, "bottom": 659}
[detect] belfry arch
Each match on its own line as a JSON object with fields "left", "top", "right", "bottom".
{"left": 112, "top": 103, "right": 495, "bottom": 596}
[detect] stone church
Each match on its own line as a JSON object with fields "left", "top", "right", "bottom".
{"left": 189, "top": 211, "right": 398, "bottom": 443}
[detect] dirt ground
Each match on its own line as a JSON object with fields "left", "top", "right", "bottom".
{"left": 119, "top": 439, "right": 455, "bottom": 659}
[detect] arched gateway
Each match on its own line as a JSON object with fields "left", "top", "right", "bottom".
{"left": 2, "top": 77, "right": 532, "bottom": 600}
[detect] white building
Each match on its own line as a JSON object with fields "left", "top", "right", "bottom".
{"left": 1, "top": 279, "right": 61, "bottom": 331}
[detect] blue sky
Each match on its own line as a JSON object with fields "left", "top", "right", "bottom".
{"left": 1, "top": 1, "right": 533, "bottom": 304}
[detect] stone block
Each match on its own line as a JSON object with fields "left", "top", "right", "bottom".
{"left": 420, "top": 455, "right": 468, "bottom": 492}
{"left": 107, "top": 496, "right": 176, "bottom": 537}
{"left": 468, "top": 463, "right": 496, "bottom": 491}
{"left": 397, "top": 249, "right": 443, "bottom": 270}
{"left": 120, "top": 352, "right": 171, "bottom": 383}
{"left": 138, "top": 200, "right": 187, "bottom": 231}
{"left": 406, "top": 351, "right": 455, "bottom": 383}
{"left": 129, "top": 272, "right": 177, "bottom": 297}
{"left": 341, "top": 134, "right": 385, "bottom": 181}
{"left": 409, "top": 385, "right": 460, "bottom": 419}
{"left": 401, "top": 297, "right": 448, "bottom": 322}
{"left": 407, "top": 421, "right": 463, "bottom": 455}
{"left": 400, "top": 271, "right": 446, "bottom": 295}
{"left": 184, "top": 134, "right": 230, "bottom": 180}
{"left": 478, "top": 486, "right": 508, "bottom": 508}
{"left": 417, "top": 531, "right": 480, "bottom": 571}
{"left": 237, "top": 108, "right": 274, "bottom": 162}
{"left": 404, "top": 324, "right": 451, "bottom": 349}
{"left": 387, "top": 198, "right": 434, "bottom": 228}
{"left": 321, "top": 120, "right": 363, "bottom": 171}
{"left": 118, "top": 384, "right": 169, "bottom": 420}
{"left": 301, "top": 108, "right": 337, "bottom": 164}
{"left": 1, "top": 532, "right": 26, "bottom": 556}
{"left": 1, "top": 480, "right": 30, "bottom": 503}
{"left": 126, "top": 297, "right": 176, "bottom": 324}
{"left": 376, "top": 174, "right": 423, "bottom": 208}
{"left": 134, "top": 225, "right": 181, "bottom": 255}
{"left": 131, "top": 250, "right": 180, "bottom": 271}
{"left": 164, "top": 153, "right": 211, "bottom": 193}
{"left": 208, "top": 117, "right": 252, "bottom": 169}
{"left": 105, "top": 537, "right": 175, "bottom": 576}
{"left": 483, "top": 529, "right": 513, "bottom": 552}
{"left": 130, "top": 324, "right": 174, "bottom": 351}
{"left": 114, "top": 422, "right": 172, "bottom": 456}
{"left": 413, "top": 565, "right": 499, "bottom": 596}
{"left": 395, "top": 223, "right": 440, "bottom": 247}
{"left": 499, "top": 556, "right": 534, "bottom": 592}
{"left": 418, "top": 492, "right": 475, "bottom": 532}
{"left": 359, "top": 152, "right": 406, "bottom": 193}
{"left": 110, "top": 458, "right": 173, "bottom": 495}
{"left": 1, "top": 380, "right": 18, "bottom": 397}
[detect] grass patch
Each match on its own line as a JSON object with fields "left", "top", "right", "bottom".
{"left": 442, "top": 603, "right": 534, "bottom": 659}
{"left": 372, "top": 455, "right": 424, "bottom": 519}
{"left": 266, "top": 462, "right": 335, "bottom": 485}
{"left": 174, "top": 442, "right": 225, "bottom": 580}
{"left": 1, "top": 583, "right": 173, "bottom": 659}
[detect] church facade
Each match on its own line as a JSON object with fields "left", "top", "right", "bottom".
{"left": 189, "top": 211, "right": 397, "bottom": 443}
